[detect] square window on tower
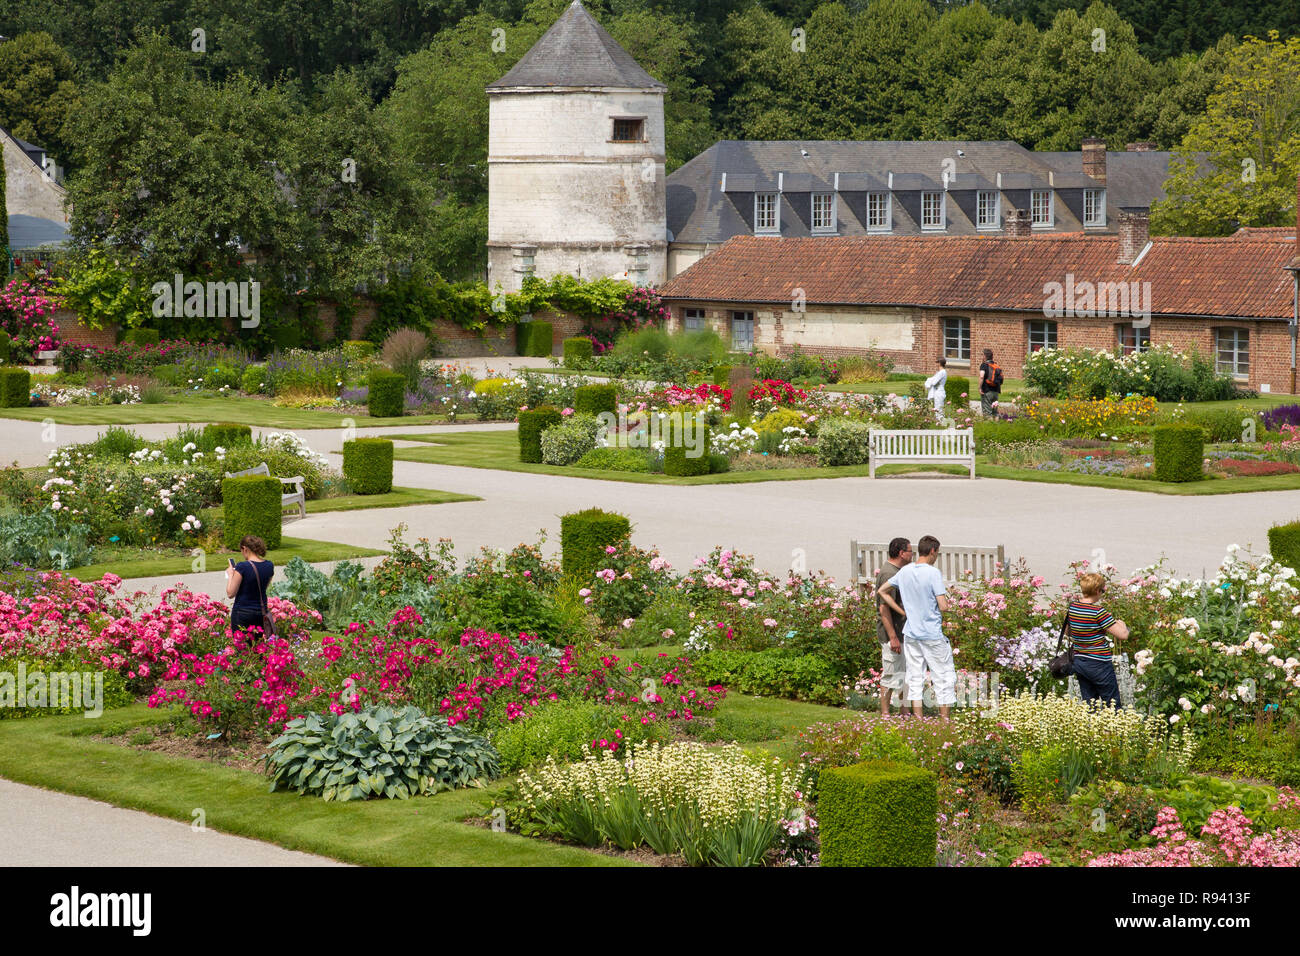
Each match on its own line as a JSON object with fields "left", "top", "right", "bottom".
{"left": 612, "top": 118, "right": 645, "bottom": 142}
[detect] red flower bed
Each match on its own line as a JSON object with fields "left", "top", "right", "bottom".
{"left": 1212, "top": 458, "right": 1300, "bottom": 477}
{"left": 749, "top": 379, "right": 807, "bottom": 405}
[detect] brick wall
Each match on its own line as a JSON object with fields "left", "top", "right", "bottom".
{"left": 53, "top": 308, "right": 116, "bottom": 348}
{"left": 668, "top": 302, "right": 1298, "bottom": 393}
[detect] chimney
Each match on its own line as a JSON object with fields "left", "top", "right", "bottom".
{"left": 1126, "top": 142, "right": 1157, "bottom": 152}
{"left": 1005, "top": 208, "right": 1032, "bottom": 237}
{"left": 1082, "top": 137, "right": 1107, "bottom": 184}
{"left": 1117, "top": 208, "right": 1150, "bottom": 264}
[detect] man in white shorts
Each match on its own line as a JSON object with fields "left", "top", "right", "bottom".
{"left": 880, "top": 534, "right": 956, "bottom": 720}
{"left": 874, "top": 537, "right": 912, "bottom": 715}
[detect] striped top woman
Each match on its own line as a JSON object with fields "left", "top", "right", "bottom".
{"left": 1066, "top": 572, "right": 1130, "bottom": 707}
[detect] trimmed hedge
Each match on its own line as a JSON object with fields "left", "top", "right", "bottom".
{"left": 221, "top": 475, "right": 283, "bottom": 550}
{"left": 1269, "top": 521, "right": 1300, "bottom": 573}
{"left": 204, "top": 422, "right": 252, "bottom": 448}
{"left": 562, "top": 337, "right": 593, "bottom": 367}
{"left": 343, "top": 438, "right": 394, "bottom": 495}
{"left": 0, "top": 367, "right": 31, "bottom": 407}
{"left": 518, "top": 405, "right": 562, "bottom": 463}
{"left": 367, "top": 369, "right": 405, "bottom": 419}
{"left": 711, "top": 364, "right": 732, "bottom": 387}
{"left": 122, "top": 328, "right": 161, "bottom": 346}
{"left": 664, "top": 417, "right": 710, "bottom": 477}
{"left": 573, "top": 383, "right": 617, "bottom": 417}
{"left": 819, "top": 760, "right": 938, "bottom": 867}
{"left": 0, "top": 329, "right": 11, "bottom": 364}
{"left": 516, "top": 321, "right": 553, "bottom": 357}
{"left": 560, "top": 508, "right": 631, "bottom": 579}
{"left": 1153, "top": 424, "right": 1204, "bottom": 482}
{"left": 944, "top": 375, "right": 970, "bottom": 408}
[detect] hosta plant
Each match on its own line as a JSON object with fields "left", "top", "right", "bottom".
{"left": 264, "top": 704, "right": 500, "bottom": 801}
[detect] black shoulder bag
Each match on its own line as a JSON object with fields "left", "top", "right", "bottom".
{"left": 1048, "top": 605, "right": 1074, "bottom": 679}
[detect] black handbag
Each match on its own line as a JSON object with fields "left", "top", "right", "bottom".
{"left": 1048, "top": 608, "right": 1073, "bottom": 679}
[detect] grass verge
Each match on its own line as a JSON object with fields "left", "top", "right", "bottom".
{"left": 0, "top": 706, "right": 629, "bottom": 866}
{"left": 394, "top": 430, "right": 969, "bottom": 484}
{"left": 68, "top": 537, "right": 387, "bottom": 582}
{"left": 976, "top": 461, "right": 1300, "bottom": 495}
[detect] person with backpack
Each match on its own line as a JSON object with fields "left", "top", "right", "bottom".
{"left": 1065, "top": 572, "right": 1130, "bottom": 707}
{"left": 978, "top": 349, "right": 1003, "bottom": 417}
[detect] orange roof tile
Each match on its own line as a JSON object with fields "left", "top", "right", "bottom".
{"left": 659, "top": 234, "right": 1297, "bottom": 319}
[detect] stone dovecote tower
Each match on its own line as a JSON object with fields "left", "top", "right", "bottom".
{"left": 486, "top": 1, "right": 668, "bottom": 291}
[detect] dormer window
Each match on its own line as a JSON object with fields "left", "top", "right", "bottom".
{"left": 612, "top": 118, "right": 644, "bottom": 142}
{"left": 812, "top": 193, "right": 835, "bottom": 233}
{"left": 1031, "top": 190, "right": 1053, "bottom": 227}
{"left": 921, "top": 191, "right": 945, "bottom": 230}
{"left": 1084, "top": 188, "right": 1106, "bottom": 227}
{"left": 755, "top": 193, "right": 779, "bottom": 233}
{"left": 977, "top": 191, "right": 1000, "bottom": 229}
{"left": 867, "top": 192, "right": 891, "bottom": 232}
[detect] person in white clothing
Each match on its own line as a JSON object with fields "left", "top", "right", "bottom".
{"left": 924, "top": 357, "right": 948, "bottom": 417}
{"left": 879, "top": 534, "right": 957, "bottom": 720}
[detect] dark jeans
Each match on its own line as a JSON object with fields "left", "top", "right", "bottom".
{"left": 981, "top": 389, "right": 1000, "bottom": 417}
{"left": 1072, "top": 653, "right": 1121, "bottom": 708}
{"left": 231, "top": 607, "right": 267, "bottom": 639}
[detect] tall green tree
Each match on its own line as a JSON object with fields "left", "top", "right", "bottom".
{"left": 1133, "top": 36, "right": 1233, "bottom": 148}
{"left": 1152, "top": 31, "right": 1300, "bottom": 235}
{"left": 0, "top": 32, "right": 81, "bottom": 164}
{"left": 1010, "top": 3, "right": 1158, "bottom": 149}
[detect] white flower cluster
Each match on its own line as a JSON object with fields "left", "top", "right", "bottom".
{"left": 682, "top": 623, "right": 712, "bottom": 654}
{"left": 261, "top": 431, "right": 329, "bottom": 469}
{"left": 710, "top": 422, "right": 759, "bottom": 456}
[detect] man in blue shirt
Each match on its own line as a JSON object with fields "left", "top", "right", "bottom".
{"left": 880, "top": 535, "right": 956, "bottom": 720}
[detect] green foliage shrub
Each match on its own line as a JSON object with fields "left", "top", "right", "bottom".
{"left": 221, "top": 475, "right": 283, "bottom": 549}
{"left": 708, "top": 452, "right": 730, "bottom": 473}
{"left": 121, "top": 328, "right": 160, "bottom": 346}
{"left": 518, "top": 406, "right": 562, "bottom": 463}
{"left": 574, "top": 447, "right": 651, "bottom": 472}
{"left": 540, "top": 414, "right": 601, "bottom": 465}
{"left": 342, "top": 340, "right": 376, "bottom": 360}
{"left": 573, "top": 383, "right": 617, "bottom": 417}
{"left": 664, "top": 418, "right": 709, "bottom": 476}
{"left": 264, "top": 705, "right": 499, "bottom": 800}
{"left": 1013, "top": 745, "right": 1067, "bottom": 817}
{"left": 0, "top": 367, "right": 31, "bottom": 407}
{"left": 0, "top": 655, "right": 133, "bottom": 718}
{"left": 204, "top": 422, "right": 252, "bottom": 448}
{"left": 1181, "top": 408, "right": 1250, "bottom": 444}
{"left": 367, "top": 369, "right": 405, "bottom": 418}
{"left": 240, "top": 365, "right": 267, "bottom": 394}
{"left": 517, "top": 321, "right": 553, "bottom": 357}
{"left": 0, "top": 329, "right": 12, "bottom": 364}
{"left": 562, "top": 337, "right": 593, "bottom": 367}
{"left": 342, "top": 438, "right": 394, "bottom": 495}
{"left": 1268, "top": 521, "right": 1300, "bottom": 573}
{"left": 0, "top": 511, "right": 96, "bottom": 571}
{"left": 972, "top": 418, "right": 1054, "bottom": 448}
{"left": 945, "top": 375, "right": 970, "bottom": 407}
{"left": 712, "top": 364, "right": 731, "bottom": 386}
{"left": 1153, "top": 424, "right": 1204, "bottom": 482}
{"left": 490, "top": 702, "right": 667, "bottom": 773}
{"left": 819, "top": 760, "right": 938, "bottom": 867}
{"left": 560, "top": 508, "right": 631, "bottom": 579}
{"left": 816, "top": 418, "right": 872, "bottom": 466}
{"left": 691, "top": 649, "right": 840, "bottom": 704}
{"left": 755, "top": 407, "right": 803, "bottom": 436}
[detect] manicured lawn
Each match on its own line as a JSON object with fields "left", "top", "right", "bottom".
{"left": 0, "top": 690, "right": 851, "bottom": 865}
{"left": 0, "top": 391, "right": 464, "bottom": 428}
{"left": 0, "top": 707, "right": 629, "bottom": 867}
{"left": 67, "top": 536, "right": 387, "bottom": 582}
{"left": 393, "top": 430, "right": 968, "bottom": 483}
{"left": 299, "top": 487, "right": 479, "bottom": 514}
{"left": 976, "top": 460, "right": 1300, "bottom": 495}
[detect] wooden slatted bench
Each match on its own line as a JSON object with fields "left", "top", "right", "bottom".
{"left": 850, "top": 539, "right": 1006, "bottom": 595}
{"left": 869, "top": 428, "right": 975, "bottom": 478}
{"left": 225, "top": 462, "right": 306, "bottom": 520}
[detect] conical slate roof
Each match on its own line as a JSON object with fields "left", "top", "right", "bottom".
{"left": 487, "top": 1, "right": 665, "bottom": 91}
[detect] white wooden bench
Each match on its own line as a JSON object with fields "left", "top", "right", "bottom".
{"left": 850, "top": 539, "right": 1006, "bottom": 594}
{"left": 225, "top": 462, "right": 306, "bottom": 520}
{"left": 869, "top": 428, "right": 975, "bottom": 478}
